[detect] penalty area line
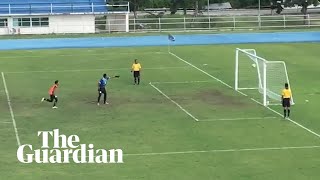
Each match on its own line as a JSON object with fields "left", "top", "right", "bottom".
{"left": 199, "top": 116, "right": 277, "bottom": 122}
{"left": 151, "top": 80, "right": 215, "bottom": 84}
{"left": 0, "top": 121, "right": 13, "bottom": 124}
{"left": 149, "top": 82, "right": 199, "bottom": 122}
{"left": 4, "top": 66, "right": 189, "bottom": 74}
{"left": 125, "top": 145, "right": 320, "bottom": 156}
{"left": 1, "top": 72, "right": 21, "bottom": 147}
{"left": 0, "top": 51, "right": 167, "bottom": 59}
{"left": 29, "top": 145, "right": 320, "bottom": 161}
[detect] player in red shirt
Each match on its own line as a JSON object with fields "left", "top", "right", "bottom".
{"left": 41, "top": 80, "right": 59, "bottom": 109}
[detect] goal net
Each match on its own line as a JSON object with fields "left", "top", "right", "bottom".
{"left": 235, "top": 48, "right": 294, "bottom": 106}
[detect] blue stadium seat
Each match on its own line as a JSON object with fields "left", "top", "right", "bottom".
{"left": 72, "top": 2, "right": 92, "bottom": 13}
{"left": 0, "top": 0, "right": 107, "bottom": 15}
{"left": 0, "top": 4, "right": 10, "bottom": 14}
{"left": 52, "top": 3, "right": 72, "bottom": 14}
{"left": 10, "top": 4, "right": 30, "bottom": 14}
{"left": 30, "top": 3, "right": 51, "bottom": 14}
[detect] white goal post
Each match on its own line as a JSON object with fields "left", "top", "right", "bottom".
{"left": 235, "top": 48, "right": 294, "bottom": 106}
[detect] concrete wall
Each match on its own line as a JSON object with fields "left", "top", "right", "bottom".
{"left": 0, "top": 28, "right": 8, "bottom": 35}
{"left": 50, "top": 15, "right": 95, "bottom": 34}
{"left": 0, "top": 14, "right": 95, "bottom": 35}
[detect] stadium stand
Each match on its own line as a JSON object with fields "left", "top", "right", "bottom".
{"left": 0, "top": 0, "right": 107, "bottom": 15}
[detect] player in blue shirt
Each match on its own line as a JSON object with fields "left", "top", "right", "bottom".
{"left": 97, "top": 73, "right": 110, "bottom": 105}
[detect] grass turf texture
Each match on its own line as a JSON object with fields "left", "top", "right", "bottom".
{"left": 0, "top": 43, "right": 320, "bottom": 179}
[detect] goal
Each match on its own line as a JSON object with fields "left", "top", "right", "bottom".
{"left": 235, "top": 48, "right": 294, "bottom": 106}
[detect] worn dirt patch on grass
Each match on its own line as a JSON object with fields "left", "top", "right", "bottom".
{"left": 196, "top": 89, "right": 246, "bottom": 107}
{"left": 169, "top": 88, "right": 248, "bottom": 108}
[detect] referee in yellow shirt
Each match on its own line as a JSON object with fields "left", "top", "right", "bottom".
{"left": 282, "top": 83, "right": 292, "bottom": 119}
{"left": 131, "top": 59, "right": 142, "bottom": 85}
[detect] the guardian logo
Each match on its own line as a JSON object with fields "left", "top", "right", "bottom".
{"left": 17, "top": 129, "right": 123, "bottom": 164}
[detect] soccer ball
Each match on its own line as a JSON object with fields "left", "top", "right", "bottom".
{"left": 252, "top": 64, "right": 256, "bottom": 68}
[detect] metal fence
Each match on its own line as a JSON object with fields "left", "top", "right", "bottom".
{"left": 128, "top": 14, "right": 320, "bottom": 32}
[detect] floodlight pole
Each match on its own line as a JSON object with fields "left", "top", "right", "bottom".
{"left": 207, "top": 0, "right": 209, "bottom": 16}
{"left": 258, "top": 0, "right": 261, "bottom": 28}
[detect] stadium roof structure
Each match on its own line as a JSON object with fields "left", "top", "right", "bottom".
{"left": 0, "top": 0, "right": 128, "bottom": 16}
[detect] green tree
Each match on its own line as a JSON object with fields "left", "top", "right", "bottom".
{"left": 169, "top": 0, "right": 189, "bottom": 15}
{"left": 291, "top": 0, "right": 319, "bottom": 14}
{"left": 127, "top": 0, "right": 149, "bottom": 18}
{"left": 291, "top": 0, "right": 319, "bottom": 24}
{"left": 169, "top": 0, "right": 207, "bottom": 15}
{"left": 270, "top": 0, "right": 319, "bottom": 15}
{"left": 270, "top": 0, "right": 284, "bottom": 14}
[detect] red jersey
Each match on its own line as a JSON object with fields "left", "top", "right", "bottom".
{"left": 49, "top": 84, "right": 58, "bottom": 95}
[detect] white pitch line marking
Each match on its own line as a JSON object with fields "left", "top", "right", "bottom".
{"left": 236, "top": 90, "right": 248, "bottom": 97}
{"left": 169, "top": 52, "right": 233, "bottom": 88}
{"left": 125, "top": 145, "right": 320, "bottom": 156}
{"left": 250, "top": 98, "right": 265, "bottom": 106}
{"left": 169, "top": 51, "right": 320, "bottom": 139}
{"left": 149, "top": 82, "right": 199, "bottom": 121}
{"left": 250, "top": 98, "right": 320, "bottom": 138}
{"left": 199, "top": 117, "right": 277, "bottom": 122}
{"left": 5, "top": 66, "right": 189, "bottom": 74}
{"left": 0, "top": 121, "right": 13, "bottom": 124}
{"left": 1, "top": 72, "right": 21, "bottom": 146}
{"left": 151, "top": 80, "right": 214, "bottom": 84}
{"left": 0, "top": 51, "right": 167, "bottom": 59}
{"left": 25, "top": 145, "right": 320, "bottom": 162}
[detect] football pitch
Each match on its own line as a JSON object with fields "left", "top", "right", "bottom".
{"left": 1, "top": 43, "right": 320, "bottom": 179}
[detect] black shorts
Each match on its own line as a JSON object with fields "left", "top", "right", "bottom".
{"left": 133, "top": 71, "right": 140, "bottom": 77}
{"left": 50, "top": 94, "right": 55, "bottom": 100}
{"left": 282, "top": 98, "right": 291, "bottom": 107}
{"left": 98, "top": 87, "right": 106, "bottom": 94}
{"left": 48, "top": 94, "right": 57, "bottom": 102}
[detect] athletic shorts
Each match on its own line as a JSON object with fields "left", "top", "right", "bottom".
{"left": 133, "top": 71, "right": 140, "bottom": 77}
{"left": 49, "top": 94, "right": 57, "bottom": 101}
{"left": 282, "top": 98, "right": 291, "bottom": 107}
{"left": 98, "top": 87, "right": 106, "bottom": 94}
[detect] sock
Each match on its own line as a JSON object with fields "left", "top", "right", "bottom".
{"left": 104, "top": 93, "right": 107, "bottom": 104}
{"left": 284, "top": 109, "right": 287, "bottom": 117}
{"left": 97, "top": 93, "right": 101, "bottom": 103}
{"left": 288, "top": 109, "right": 290, "bottom": 117}
{"left": 53, "top": 97, "right": 58, "bottom": 107}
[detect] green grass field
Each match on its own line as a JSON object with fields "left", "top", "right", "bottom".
{"left": 1, "top": 43, "right": 320, "bottom": 180}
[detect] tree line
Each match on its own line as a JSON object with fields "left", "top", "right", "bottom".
{"left": 109, "top": 0, "right": 319, "bottom": 15}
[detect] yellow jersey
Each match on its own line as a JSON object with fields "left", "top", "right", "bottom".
{"left": 282, "top": 88, "right": 292, "bottom": 99}
{"left": 132, "top": 63, "right": 141, "bottom": 71}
